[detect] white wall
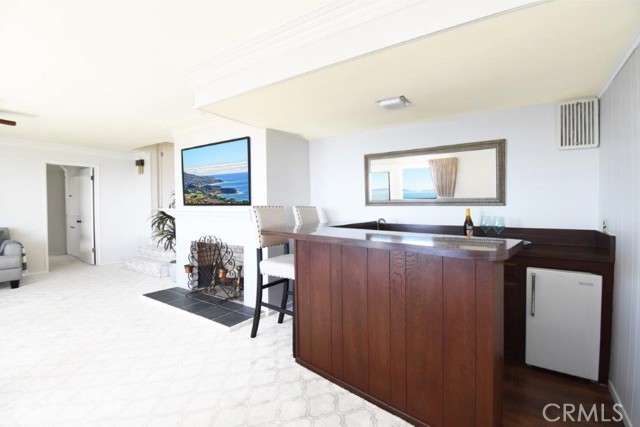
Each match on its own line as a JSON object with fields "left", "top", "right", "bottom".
{"left": 266, "top": 129, "right": 310, "bottom": 224}
{"left": 46, "top": 164, "right": 66, "bottom": 255}
{"left": 599, "top": 46, "right": 640, "bottom": 426}
{"left": 137, "top": 142, "right": 175, "bottom": 209}
{"left": 159, "top": 143, "right": 175, "bottom": 208}
{"left": 309, "top": 103, "right": 600, "bottom": 229}
{"left": 0, "top": 137, "right": 151, "bottom": 274}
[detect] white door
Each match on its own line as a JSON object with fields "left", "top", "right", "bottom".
{"left": 76, "top": 172, "right": 95, "bottom": 265}
{"left": 66, "top": 176, "right": 81, "bottom": 257}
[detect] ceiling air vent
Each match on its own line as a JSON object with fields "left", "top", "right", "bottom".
{"left": 557, "top": 98, "right": 599, "bottom": 150}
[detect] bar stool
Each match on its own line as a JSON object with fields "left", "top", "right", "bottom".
{"left": 293, "top": 206, "right": 320, "bottom": 226}
{"left": 250, "top": 206, "right": 295, "bottom": 338}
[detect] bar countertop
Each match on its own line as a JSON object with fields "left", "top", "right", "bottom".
{"left": 262, "top": 224, "right": 523, "bottom": 261}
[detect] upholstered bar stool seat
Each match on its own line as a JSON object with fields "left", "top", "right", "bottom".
{"left": 260, "top": 254, "right": 295, "bottom": 279}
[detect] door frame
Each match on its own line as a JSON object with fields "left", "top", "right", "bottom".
{"left": 43, "top": 161, "right": 100, "bottom": 272}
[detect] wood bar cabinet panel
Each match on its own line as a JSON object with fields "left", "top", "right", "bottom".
{"left": 294, "top": 238, "right": 511, "bottom": 427}
{"left": 476, "top": 261, "right": 504, "bottom": 426}
{"left": 341, "top": 245, "right": 369, "bottom": 392}
{"left": 308, "top": 242, "right": 332, "bottom": 373}
{"left": 443, "top": 258, "right": 476, "bottom": 427}
{"left": 296, "top": 240, "right": 311, "bottom": 362}
{"left": 405, "top": 252, "right": 443, "bottom": 425}
{"left": 367, "top": 248, "right": 391, "bottom": 402}
{"left": 330, "top": 244, "right": 344, "bottom": 380}
{"left": 389, "top": 250, "right": 407, "bottom": 411}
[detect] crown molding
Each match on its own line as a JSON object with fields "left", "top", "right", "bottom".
{"left": 599, "top": 29, "right": 640, "bottom": 97}
{"left": 180, "top": 0, "right": 543, "bottom": 109}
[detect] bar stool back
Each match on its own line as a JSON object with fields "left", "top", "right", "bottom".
{"left": 250, "top": 206, "right": 295, "bottom": 338}
{"left": 293, "top": 206, "right": 320, "bottom": 226}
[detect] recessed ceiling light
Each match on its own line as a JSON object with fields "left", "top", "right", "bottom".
{"left": 376, "top": 95, "right": 411, "bottom": 110}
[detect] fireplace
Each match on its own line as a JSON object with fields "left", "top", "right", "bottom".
{"left": 185, "top": 236, "right": 244, "bottom": 300}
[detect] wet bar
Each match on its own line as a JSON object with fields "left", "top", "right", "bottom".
{"left": 263, "top": 224, "right": 523, "bottom": 427}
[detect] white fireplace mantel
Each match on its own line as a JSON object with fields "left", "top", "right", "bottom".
{"left": 170, "top": 207, "right": 259, "bottom": 308}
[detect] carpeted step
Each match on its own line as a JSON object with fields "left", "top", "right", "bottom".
{"left": 123, "top": 256, "right": 170, "bottom": 278}
{"left": 137, "top": 246, "right": 176, "bottom": 262}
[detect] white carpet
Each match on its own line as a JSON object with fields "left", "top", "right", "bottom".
{"left": 0, "top": 256, "right": 410, "bottom": 427}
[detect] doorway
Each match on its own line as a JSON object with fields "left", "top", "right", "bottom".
{"left": 46, "top": 164, "right": 96, "bottom": 271}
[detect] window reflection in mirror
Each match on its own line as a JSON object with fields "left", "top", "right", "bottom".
{"left": 365, "top": 139, "right": 505, "bottom": 206}
{"left": 369, "top": 172, "right": 390, "bottom": 201}
{"left": 402, "top": 167, "right": 436, "bottom": 199}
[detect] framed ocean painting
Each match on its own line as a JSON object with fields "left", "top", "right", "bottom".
{"left": 181, "top": 137, "right": 251, "bottom": 206}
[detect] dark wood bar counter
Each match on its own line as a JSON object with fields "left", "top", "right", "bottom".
{"left": 262, "top": 225, "right": 523, "bottom": 427}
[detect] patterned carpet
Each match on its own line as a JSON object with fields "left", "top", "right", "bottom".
{"left": 0, "top": 256, "right": 410, "bottom": 427}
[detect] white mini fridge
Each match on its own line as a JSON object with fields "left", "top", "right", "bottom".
{"left": 525, "top": 267, "right": 602, "bottom": 381}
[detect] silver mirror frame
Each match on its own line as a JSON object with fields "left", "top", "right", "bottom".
{"left": 364, "top": 139, "right": 506, "bottom": 206}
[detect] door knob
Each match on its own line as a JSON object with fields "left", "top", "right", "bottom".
{"left": 76, "top": 220, "right": 82, "bottom": 223}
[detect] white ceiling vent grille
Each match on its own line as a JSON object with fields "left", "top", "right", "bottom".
{"left": 557, "top": 98, "right": 599, "bottom": 150}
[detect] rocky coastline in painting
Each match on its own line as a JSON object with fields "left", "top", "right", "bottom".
{"left": 183, "top": 172, "right": 249, "bottom": 205}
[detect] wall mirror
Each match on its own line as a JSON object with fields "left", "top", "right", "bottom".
{"left": 365, "top": 139, "right": 505, "bottom": 206}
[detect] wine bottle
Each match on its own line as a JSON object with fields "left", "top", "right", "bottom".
{"left": 463, "top": 208, "right": 474, "bottom": 238}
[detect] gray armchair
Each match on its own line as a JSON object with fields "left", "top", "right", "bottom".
{"left": 0, "top": 228, "right": 24, "bottom": 288}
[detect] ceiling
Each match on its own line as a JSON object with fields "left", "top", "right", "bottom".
{"left": 1, "top": 1, "right": 639, "bottom": 151}
{"left": 202, "top": 0, "right": 640, "bottom": 140}
{"left": 0, "top": 0, "right": 333, "bottom": 150}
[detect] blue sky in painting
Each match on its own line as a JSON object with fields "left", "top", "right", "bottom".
{"left": 182, "top": 138, "right": 248, "bottom": 169}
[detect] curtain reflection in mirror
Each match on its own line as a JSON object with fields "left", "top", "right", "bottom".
{"left": 428, "top": 157, "right": 458, "bottom": 198}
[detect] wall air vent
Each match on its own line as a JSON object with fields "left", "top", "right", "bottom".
{"left": 557, "top": 98, "right": 599, "bottom": 150}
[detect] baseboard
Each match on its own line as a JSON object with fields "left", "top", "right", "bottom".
{"left": 609, "top": 380, "right": 633, "bottom": 427}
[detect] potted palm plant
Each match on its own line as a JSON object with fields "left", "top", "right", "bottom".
{"left": 150, "top": 195, "right": 176, "bottom": 279}
{"left": 150, "top": 209, "right": 175, "bottom": 252}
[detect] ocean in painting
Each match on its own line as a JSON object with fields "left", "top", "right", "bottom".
{"left": 207, "top": 171, "right": 249, "bottom": 201}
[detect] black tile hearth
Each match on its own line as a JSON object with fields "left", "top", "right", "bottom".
{"left": 179, "top": 301, "right": 213, "bottom": 314}
{"left": 145, "top": 290, "right": 185, "bottom": 303}
{"left": 143, "top": 287, "right": 254, "bottom": 328}
{"left": 166, "top": 287, "right": 190, "bottom": 296}
{"left": 234, "top": 305, "right": 257, "bottom": 316}
{"left": 163, "top": 297, "right": 202, "bottom": 309}
{"left": 216, "top": 299, "right": 244, "bottom": 310}
{"left": 215, "top": 311, "right": 253, "bottom": 327}
{"left": 190, "top": 293, "right": 220, "bottom": 304}
{"left": 197, "top": 305, "right": 236, "bottom": 320}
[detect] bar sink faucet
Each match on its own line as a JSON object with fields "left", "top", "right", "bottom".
{"left": 377, "top": 218, "right": 386, "bottom": 230}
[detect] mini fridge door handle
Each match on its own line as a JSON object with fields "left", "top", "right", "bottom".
{"left": 530, "top": 273, "right": 536, "bottom": 317}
